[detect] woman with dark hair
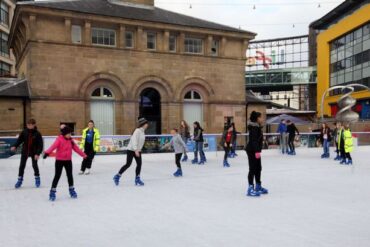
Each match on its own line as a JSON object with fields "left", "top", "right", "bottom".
{"left": 113, "top": 117, "right": 149, "bottom": 186}
{"left": 320, "top": 122, "right": 331, "bottom": 159}
{"left": 179, "top": 120, "right": 191, "bottom": 162}
{"left": 79, "top": 120, "right": 100, "bottom": 175}
{"left": 245, "top": 111, "right": 268, "bottom": 197}
{"left": 192, "top": 121, "right": 206, "bottom": 165}
{"left": 286, "top": 120, "right": 300, "bottom": 155}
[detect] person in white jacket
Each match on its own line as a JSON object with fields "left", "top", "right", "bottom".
{"left": 113, "top": 117, "right": 148, "bottom": 186}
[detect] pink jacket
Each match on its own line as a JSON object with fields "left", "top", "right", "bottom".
{"left": 45, "top": 135, "right": 87, "bottom": 161}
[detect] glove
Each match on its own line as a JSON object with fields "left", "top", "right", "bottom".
{"left": 255, "top": 152, "right": 261, "bottom": 159}
{"left": 43, "top": 153, "right": 49, "bottom": 159}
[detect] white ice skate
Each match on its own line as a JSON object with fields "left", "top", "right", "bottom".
{"left": 78, "top": 170, "right": 84, "bottom": 175}
{"left": 85, "top": 169, "right": 90, "bottom": 175}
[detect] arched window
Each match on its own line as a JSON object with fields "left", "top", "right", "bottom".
{"left": 184, "top": 90, "right": 202, "bottom": 101}
{"left": 91, "top": 87, "right": 114, "bottom": 99}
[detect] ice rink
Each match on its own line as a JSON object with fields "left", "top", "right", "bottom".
{"left": 1, "top": 147, "right": 370, "bottom": 247}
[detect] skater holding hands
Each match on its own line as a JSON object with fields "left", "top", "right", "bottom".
{"left": 245, "top": 111, "right": 268, "bottom": 197}
{"left": 11, "top": 119, "right": 43, "bottom": 189}
{"left": 113, "top": 118, "right": 149, "bottom": 186}
{"left": 43, "top": 126, "right": 87, "bottom": 201}
{"left": 162, "top": 128, "right": 188, "bottom": 177}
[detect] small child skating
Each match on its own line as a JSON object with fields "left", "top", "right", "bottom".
{"left": 162, "top": 128, "right": 188, "bottom": 177}
{"left": 11, "top": 119, "right": 43, "bottom": 189}
{"left": 220, "top": 124, "right": 235, "bottom": 167}
{"left": 43, "top": 127, "right": 87, "bottom": 201}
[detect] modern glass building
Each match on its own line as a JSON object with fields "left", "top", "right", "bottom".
{"left": 311, "top": 0, "right": 370, "bottom": 119}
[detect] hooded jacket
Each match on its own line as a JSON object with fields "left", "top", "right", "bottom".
{"left": 246, "top": 122, "right": 263, "bottom": 153}
{"left": 45, "top": 135, "right": 86, "bottom": 161}
{"left": 13, "top": 128, "right": 43, "bottom": 156}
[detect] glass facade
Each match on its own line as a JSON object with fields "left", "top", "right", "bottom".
{"left": 330, "top": 22, "right": 370, "bottom": 95}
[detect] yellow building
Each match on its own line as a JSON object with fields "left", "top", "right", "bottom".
{"left": 311, "top": 0, "right": 370, "bottom": 119}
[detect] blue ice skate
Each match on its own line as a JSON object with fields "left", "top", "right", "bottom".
{"left": 69, "top": 187, "right": 78, "bottom": 199}
{"left": 191, "top": 158, "right": 198, "bottom": 164}
{"left": 49, "top": 189, "right": 56, "bottom": 201}
{"left": 247, "top": 185, "right": 260, "bottom": 197}
{"left": 255, "top": 184, "right": 268, "bottom": 194}
{"left": 198, "top": 160, "right": 205, "bottom": 165}
{"left": 135, "top": 176, "right": 145, "bottom": 186}
{"left": 173, "top": 168, "right": 183, "bottom": 177}
{"left": 340, "top": 158, "right": 347, "bottom": 165}
{"left": 15, "top": 177, "right": 23, "bottom": 189}
{"left": 223, "top": 160, "right": 230, "bottom": 168}
{"left": 35, "top": 176, "right": 41, "bottom": 188}
{"left": 181, "top": 155, "right": 188, "bottom": 162}
{"left": 346, "top": 159, "right": 353, "bottom": 165}
{"left": 113, "top": 174, "right": 121, "bottom": 186}
{"left": 334, "top": 155, "right": 341, "bottom": 161}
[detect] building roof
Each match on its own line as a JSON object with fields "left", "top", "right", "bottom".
{"left": 17, "top": 0, "right": 255, "bottom": 35}
{"left": 246, "top": 90, "right": 270, "bottom": 105}
{"left": 0, "top": 78, "right": 29, "bottom": 97}
{"left": 310, "top": 0, "right": 370, "bottom": 30}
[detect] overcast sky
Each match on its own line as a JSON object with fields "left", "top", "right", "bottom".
{"left": 155, "top": 0, "right": 345, "bottom": 40}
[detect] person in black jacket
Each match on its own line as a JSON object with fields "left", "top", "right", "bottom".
{"left": 11, "top": 119, "right": 43, "bottom": 189}
{"left": 192, "top": 121, "right": 206, "bottom": 165}
{"left": 286, "top": 120, "right": 300, "bottom": 155}
{"left": 220, "top": 124, "right": 235, "bottom": 167}
{"left": 245, "top": 111, "right": 268, "bottom": 197}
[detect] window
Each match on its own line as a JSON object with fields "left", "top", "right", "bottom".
{"left": 91, "top": 28, "right": 116, "bottom": 46}
{"left": 185, "top": 37, "right": 203, "bottom": 54}
{"left": 91, "top": 87, "right": 114, "bottom": 99}
{"left": 0, "top": 31, "right": 8, "bottom": 56}
{"left": 211, "top": 40, "right": 219, "bottom": 56}
{"left": 125, "top": 31, "right": 134, "bottom": 48}
{"left": 184, "top": 90, "right": 202, "bottom": 101}
{"left": 0, "top": 2, "right": 9, "bottom": 26}
{"left": 0, "top": 61, "right": 10, "bottom": 76}
{"left": 169, "top": 34, "right": 176, "bottom": 52}
{"left": 71, "top": 25, "right": 81, "bottom": 44}
{"left": 147, "top": 32, "right": 156, "bottom": 50}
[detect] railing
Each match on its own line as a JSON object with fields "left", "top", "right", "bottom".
{"left": 1, "top": 132, "right": 369, "bottom": 159}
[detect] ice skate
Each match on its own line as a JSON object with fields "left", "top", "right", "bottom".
{"left": 69, "top": 187, "right": 78, "bottom": 199}
{"left": 35, "top": 176, "right": 41, "bottom": 188}
{"left": 173, "top": 168, "right": 183, "bottom": 177}
{"left": 135, "top": 176, "right": 144, "bottom": 186}
{"left": 15, "top": 177, "right": 23, "bottom": 189}
{"left": 247, "top": 185, "right": 260, "bottom": 197}
{"left": 255, "top": 184, "right": 268, "bottom": 194}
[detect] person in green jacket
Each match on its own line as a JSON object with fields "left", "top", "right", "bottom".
{"left": 79, "top": 120, "right": 100, "bottom": 175}
{"left": 342, "top": 123, "right": 353, "bottom": 165}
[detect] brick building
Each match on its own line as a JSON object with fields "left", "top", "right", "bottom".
{"left": 6, "top": 0, "right": 256, "bottom": 135}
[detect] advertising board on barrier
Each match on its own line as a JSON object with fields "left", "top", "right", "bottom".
{"left": 0, "top": 138, "right": 19, "bottom": 158}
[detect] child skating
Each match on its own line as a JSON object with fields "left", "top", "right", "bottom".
{"left": 113, "top": 118, "right": 148, "bottom": 186}
{"left": 11, "top": 119, "right": 43, "bottom": 189}
{"left": 342, "top": 123, "right": 354, "bottom": 165}
{"left": 43, "top": 126, "right": 87, "bottom": 201}
{"left": 162, "top": 128, "right": 188, "bottom": 177}
{"left": 245, "top": 111, "right": 268, "bottom": 197}
{"left": 220, "top": 124, "right": 235, "bottom": 167}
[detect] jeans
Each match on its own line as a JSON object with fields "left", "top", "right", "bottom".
{"left": 194, "top": 141, "right": 205, "bottom": 161}
{"left": 323, "top": 139, "right": 330, "bottom": 155}
{"left": 279, "top": 133, "right": 288, "bottom": 153}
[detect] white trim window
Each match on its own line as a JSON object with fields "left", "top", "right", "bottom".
{"left": 0, "top": 2, "right": 9, "bottom": 26}
{"left": 92, "top": 28, "right": 116, "bottom": 47}
{"left": 185, "top": 37, "right": 203, "bottom": 54}
{"left": 125, "top": 31, "right": 134, "bottom": 48}
{"left": 147, "top": 32, "right": 156, "bottom": 50}
{"left": 169, "top": 34, "right": 177, "bottom": 52}
{"left": 184, "top": 90, "right": 202, "bottom": 102}
{"left": 211, "top": 40, "right": 219, "bottom": 56}
{"left": 71, "top": 25, "right": 82, "bottom": 44}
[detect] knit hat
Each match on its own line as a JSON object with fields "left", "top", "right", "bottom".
{"left": 138, "top": 117, "right": 148, "bottom": 127}
{"left": 61, "top": 126, "right": 72, "bottom": 136}
{"left": 249, "top": 111, "right": 261, "bottom": 122}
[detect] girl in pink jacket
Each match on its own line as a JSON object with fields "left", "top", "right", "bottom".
{"left": 44, "top": 126, "right": 86, "bottom": 201}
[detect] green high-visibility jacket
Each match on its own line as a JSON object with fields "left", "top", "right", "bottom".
{"left": 80, "top": 127, "right": 100, "bottom": 152}
{"left": 343, "top": 129, "right": 353, "bottom": 153}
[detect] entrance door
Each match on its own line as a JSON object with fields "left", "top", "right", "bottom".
{"left": 90, "top": 101, "right": 115, "bottom": 135}
{"left": 183, "top": 90, "right": 203, "bottom": 133}
{"left": 139, "top": 88, "right": 161, "bottom": 134}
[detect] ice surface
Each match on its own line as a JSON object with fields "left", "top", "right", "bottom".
{"left": 1, "top": 147, "right": 370, "bottom": 247}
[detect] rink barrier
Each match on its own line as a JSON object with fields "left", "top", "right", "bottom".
{"left": 1, "top": 132, "right": 370, "bottom": 158}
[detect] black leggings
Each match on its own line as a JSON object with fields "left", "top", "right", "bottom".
{"left": 81, "top": 143, "right": 95, "bottom": 171}
{"left": 223, "top": 143, "right": 231, "bottom": 160}
{"left": 175, "top": 153, "right": 182, "bottom": 169}
{"left": 288, "top": 135, "right": 295, "bottom": 152}
{"left": 18, "top": 155, "right": 40, "bottom": 177}
{"left": 51, "top": 160, "right": 74, "bottom": 189}
{"left": 247, "top": 151, "right": 262, "bottom": 185}
{"left": 118, "top": 150, "right": 142, "bottom": 177}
